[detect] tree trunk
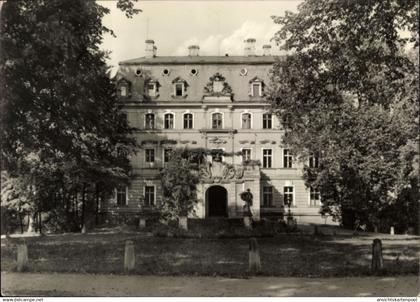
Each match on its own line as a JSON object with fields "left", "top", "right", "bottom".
{"left": 27, "top": 214, "right": 35, "bottom": 233}
{"left": 371, "top": 238, "right": 383, "bottom": 272}
{"left": 19, "top": 213, "right": 24, "bottom": 234}
{"left": 81, "top": 185, "right": 86, "bottom": 233}
{"left": 38, "top": 211, "right": 42, "bottom": 235}
{"left": 95, "top": 183, "right": 100, "bottom": 226}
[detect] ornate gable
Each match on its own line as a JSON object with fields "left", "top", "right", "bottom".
{"left": 203, "top": 73, "right": 233, "bottom": 99}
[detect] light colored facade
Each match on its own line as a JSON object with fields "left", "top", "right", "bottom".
{"left": 104, "top": 39, "right": 326, "bottom": 223}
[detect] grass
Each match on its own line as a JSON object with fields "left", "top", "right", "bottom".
{"left": 1, "top": 232, "right": 419, "bottom": 277}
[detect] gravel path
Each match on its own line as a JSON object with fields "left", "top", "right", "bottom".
{"left": 1, "top": 272, "right": 419, "bottom": 297}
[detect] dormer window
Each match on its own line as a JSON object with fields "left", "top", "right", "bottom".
{"left": 172, "top": 77, "right": 188, "bottom": 98}
{"left": 175, "top": 83, "right": 184, "bottom": 96}
{"left": 120, "top": 86, "right": 127, "bottom": 97}
{"left": 117, "top": 78, "right": 131, "bottom": 98}
{"left": 249, "top": 76, "right": 264, "bottom": 98}
{"left": 145, "top": 79, "right": 159, "bottom": 98}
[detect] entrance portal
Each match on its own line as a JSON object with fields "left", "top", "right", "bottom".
{"left": 206, "top": 186, "right": 228, "bottom": 217}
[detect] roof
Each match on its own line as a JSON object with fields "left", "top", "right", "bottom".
{"left": 119, "top": 55, "right": 282, "bottom": 66}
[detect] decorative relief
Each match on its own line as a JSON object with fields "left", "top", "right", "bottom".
{"left": 199, "top": 161, "right": 244, "bottom": 183}
{"left": 208, "top": 136, "right": 227, "bottom": 145}
{"left": 203, "top": 73, "right": 232, "bottom": 97}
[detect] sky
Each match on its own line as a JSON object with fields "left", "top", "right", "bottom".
{"left": 100, "top": 1, "right": 302, "bottom": 71}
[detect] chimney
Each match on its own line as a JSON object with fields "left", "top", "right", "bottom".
{"left": 244, "top": 38, "right": 256, "bottom": 56}
{"left": 188, "top": 45, "right": 200, "bottom": 56}
{"left": 262, "top": 44, "right": 272, "bottom": 56}
{"left": 145, "top": 39, "right": 156, "bottom": 58}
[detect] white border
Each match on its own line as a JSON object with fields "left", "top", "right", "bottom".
{"left": 163, "top": 112, "right": 176, "bottom": 129}
{"left": 240, "top": 111, "right": 253, "bottom": 129}
{"left": 183, "top": 111, "right": 194, "bottom": 129}
{"left": 143, "top": 184, "right": 156, "bottom": 206}
{"left": 210, "top": 111, "right": 224, "bottom": 129}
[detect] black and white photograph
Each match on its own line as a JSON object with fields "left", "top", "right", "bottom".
{"left": 0, "top": 0, "right": 419, "bottom": 299}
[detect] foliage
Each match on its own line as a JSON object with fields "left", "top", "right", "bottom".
{"left": 269, "top": 0, "right": 419, "bottom": 230}
{"left": 0, "top": 0, "right": 140, "bottom": 233}
{"left": 159, "top": 149, "right": 200, "bottom": 222}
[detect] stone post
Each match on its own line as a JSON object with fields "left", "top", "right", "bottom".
{"left": 371, "top": 238, "right": 383, "bottom": 272}
{"left": 17, "top": 242, "right": 28, "bottom": 272}
{"left": 139, "top": 218, "right": 146, "bottom": 230}
{"left": 390, "top": 226, "right": 395, "bottom": 235}
{"left": 124, "top": 240, "right": 135, "bottom": 273}
{"left": 248, "top": 237, "right": 261, "bottom": 274}
{"left": 179, "top": 216, "right": 188, "bottom": 231}
{"left": 244, "top": 216, "right": 252, "bottom": 230}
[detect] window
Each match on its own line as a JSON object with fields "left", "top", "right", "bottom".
{"left": 145, "top": 113, "right": 155, "bottom": 130}
{"left": 242, "top": 113, "right": 251, "bottom": 129}
{"left": 263, "top": 186, "right": 273, "bottom": 207}
{"left": 116, "top": 185, "right": 127, "bottom": 206}
{"left": 183, "top": 113, "right": 193, "bottom": 129}
{"left": 310, "top": 187, "right": 321, "bottom": 206}
{"left": 309, "top": 154, "right": 319, "bottom": 168}
{"left": 282, "top": 113, "right": 292, "bottom": 129}
{"left": 212, "top": 113, "right": 223, "bottom": 129}
{"left": 164, "top": 148, "right": 172, "bottom": 163}
{"left": 164, "top": 113, "right": 174, "bottom": 129}
{"left": 242, "top": 149, "right": 251, "bottom": 163}
{"left": 284, "top": 186, "right": 294, "bottom": 206}
{"left": 144, "top": 186, "right": 155, "bottom": 206}
{"left": 175, "top": 83, "right": 183, "bottom": 96}
{"left": 147, "top": 83, "right": 157, "bottom": 97}
{"left": 145, "top": 149, "right": 155, "bottom": 163}
{"left": 283, "top": 149, "right": 293, "bottom": 168}
{"left": 263, "top": 113, "right": 272, "bottom": 129}
{"left": 252, "top": 83, "right": 261, "bottom": 97}
{"left": 262, "top": 149, "right": 272, "bottom": 168}
{"left": 120, "top": 86, "right": 127, "bottom": 97}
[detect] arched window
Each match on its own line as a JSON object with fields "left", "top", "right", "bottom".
{"left": 242, "top": 113, "right": 251, "bottom": 129}
{"left": 212, "top": 113, "right": 223, "bottom": 129}
{"left": 145, "top": 113, "right": 155, "bottom": 130}
{"left": 164, "top": 113, "right": 174, "bottom": 129}
{"left": 183, "top": 113, "right": 193, "bottom": 129}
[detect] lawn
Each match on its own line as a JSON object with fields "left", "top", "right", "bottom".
{"left": 1, "top": 232, "right": 419, "bottom": 277}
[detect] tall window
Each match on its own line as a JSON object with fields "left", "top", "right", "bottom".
{"left": 144, "top": 186, "right": 155, "bottom": 206}
{"left": 282, "top": 113, "right": 292, "bottom": 129}
{"left": 252, "top": 83, "right": 261, "bottom": 97}
{"left": 116, "top": 185, "right": 127, "bottom": 206}
{"left": 164, "top": 113, "right": 174, "bottom": 129}
{"left": 284, "top": 186, "right": 294, "bottom": 206}
{"left": 310, "top": 187, "right": 321, "bottom": 206}
{"left": 242, "top": 113, "right": 251, "bottom": 129}
{"left": 145, "top": 113, "right": 155, "bottom": 130}
{"left": 263, "top": 186, "right": 273, "bottom": 207}
{"left": 262, "top": 149, "right": 272, "bottom": 168}
{"left": 283, "top": 149, "right": 293, "bottom": 168}
{"left": 263, "top": 113, "right": 272, "bottom": 129}
{"left": 164, "top": 148, "right": 172, "bottom": 163}
{"left": 242, "top": 149, "right": 251, "bottom": 163}
{"left": 309, "top": 154, "right": 319, "bottom": 168}
{"left": 212, "top": 113, "right": 223, "bottom": 129}
{"left": 183, "top": 113, "right": 193, "bottom": 129}
{"left": 175, "top": 83, "right": 183, "bottom": 96}
{"left": 145, "top": 149, "right": 155, "bottom": 163}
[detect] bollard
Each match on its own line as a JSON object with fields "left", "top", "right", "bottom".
{"left": 139, "top": 218, "right": 146, "bottom": 230}
{"left": 248, "top": 237, "right": 261, "bottom": 274}
{"left": 244, "top": 216, "right": 252, "bottom": 230}
{"left": 17, "top": 242, "right": 28, "bottom": 272}
{"left": 390, "top": 226, "right": 395, "bottom": 235}
{"left": 179, "top": 216, "right": 188, "bottom": 231}
{"left": 124, "top": 240, "right": 135, "bottom": 273}
{"left": 371, "top": 238, "right": 383, "bottom": 272}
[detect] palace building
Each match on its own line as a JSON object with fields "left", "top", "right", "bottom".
{"left": 104, "top": 38, "right": 327, "bottom": 223}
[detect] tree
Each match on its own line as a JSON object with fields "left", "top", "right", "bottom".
{"left": 269, "top": 0, "right": 418, "bottom": 230}
{"left": 0, "top": 0, "right": 140, "bottom": 232}
{"left": 159, "top": 149, "right": 201, "bottom": 223}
